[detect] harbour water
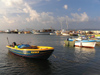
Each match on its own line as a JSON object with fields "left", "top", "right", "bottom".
{"left": 0, "top": 34, "right": 100, "bottom": 75}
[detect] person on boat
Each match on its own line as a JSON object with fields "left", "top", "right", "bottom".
{"left": 12, "top": 42, "right": 31, "bottom": 48}
{"left": 12, "top": 42, "right": 18, "bottom": 48}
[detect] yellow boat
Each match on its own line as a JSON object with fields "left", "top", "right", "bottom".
{"left": 6, "top": 45, "right": 54, "bottom": 59}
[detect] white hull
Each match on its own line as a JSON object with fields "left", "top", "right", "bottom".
{"left": 75, "top": 41, "right": 82, "bottom": 47}
{"left": 50, "top": 33, "right": 56, "bottom": 35}
{"left": 61, "top": 33, "right": 70, "bottom": 36}
{"left": 75, "top": 41, "right": 96, "bottom": 48}
{"left": 96, "top": 37, "right": 100, "bottom": 39}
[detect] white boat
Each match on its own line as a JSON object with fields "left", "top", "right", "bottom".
{"left": 96, "top": 37, "right": 100, "bottom": 39}
{"left": 61, "top": 32, "right": 70, "bottom": 36}
{"left": 5, "top": 29, "right": 11, "bottom": 33}
{"left": 50, "top": 32, "right": 56, "bottom": 35}
{"left": 33, "top": 29, "right": 55, "bottom": 35}
{"left": 61, "top": 29, "right": 69, "bottom": 36}
{"left": 75, "top": 40, "right": 96, "bottom": 48}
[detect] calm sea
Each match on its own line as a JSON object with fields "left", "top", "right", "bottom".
{"left": 0, "top": 33, "right": 100, "bottom": 75}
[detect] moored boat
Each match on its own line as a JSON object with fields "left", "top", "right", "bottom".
{"left": 61, "top": 29, "right": 70, "bottom": 36}
{"left": 75, "top": 40, "right": 96, "bottom": 48}
{"left": 6, "top": 45, "right": 54, "bottom": 59}
{"left": 50, "top": 32, "right": 56, "bottom": 35}
{"left": 95, "top": 34, "right": 100, "bottom": 39}
{"left": 33, "top": 29, "right": 55, "bottom": 35}
{"left": 34, "top": 31, "right": 50, "bottom": 35}
{"left": 61, "top": 32, "right": 70, "bottom": 36}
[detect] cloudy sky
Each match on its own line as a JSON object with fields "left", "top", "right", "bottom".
{"left": 0, "top": 0, "right": 100, "bottom": 30}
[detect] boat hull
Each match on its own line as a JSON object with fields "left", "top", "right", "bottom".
{"left": 75, "top": 41, "right": 96, "bottom": 48}
{"left": 75, "top": 41, "right": 82, "bottom": 47}
{"left": 61, "top": 32, "right": 70, "bottom": 36}
{"left": 7, "top": 46, "right": 54, "bottom": 59}
{"left": 34, "top": 32, "right": 50, "bottom": 35}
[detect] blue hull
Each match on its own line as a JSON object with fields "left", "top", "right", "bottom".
{"left": 8, "top": 48, "right": 54, "bottom": 59}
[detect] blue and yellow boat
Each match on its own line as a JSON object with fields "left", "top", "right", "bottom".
{"left": 6, "top": 45, "right": 54, "bottom": 59}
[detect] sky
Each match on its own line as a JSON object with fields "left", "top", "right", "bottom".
{"left": 0, "top": 0, "right": 100, "bottom": 30}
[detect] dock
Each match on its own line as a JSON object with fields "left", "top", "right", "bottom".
{"left": 64, "top": 40, "right": 75, "bottom": 47}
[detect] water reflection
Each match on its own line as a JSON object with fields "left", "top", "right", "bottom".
{"left": 74, "top": 47, "right": 95, "bottom": 63}
{"left": 5, "top": 51, "right": 53, "bottom": 75}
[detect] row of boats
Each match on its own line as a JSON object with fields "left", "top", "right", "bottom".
{"left": 33, "top": 29, "right": 75, "bottom": 36}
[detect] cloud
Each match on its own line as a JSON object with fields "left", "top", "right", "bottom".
{"left": 23, "top": 3, "right": 40, "bottom": 22}
{"left": 63, "top": 5, "right": 68, "bottom": 10}
{"left": 3, "top": 16, "right": 15, "bottom": 23}
{"left": 1, "top": 0, "right": 23, "bottom": 7}
{"left": 39, "top": 12, "right": 54, "bottom": 24}
{"left": 58, "top": 17, "right": 65, "bottom": 23}
{"left": 0, "top": 0, "right": 24, "bottom": 14}
{"left": 58, "top": 12, "right": 89, "bottom": 23}
{"left": 71, "top": 12, "right": 89, "bottom": 22}
{"left": 78, "top": 8, "right": 81, "bottom": 11}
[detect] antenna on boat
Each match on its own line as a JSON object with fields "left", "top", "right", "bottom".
{"left": 66, "top": 21, "right": 68, "bottom": 31}
{"left": 7, "top": 37, "right": 10, "bottom": 45}
{"left": 60, "top": 21, "right": 63, "bottom": 30}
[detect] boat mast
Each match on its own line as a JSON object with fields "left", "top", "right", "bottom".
{"left": 66, "top": 21, "right": 68, "bottom": 31}
{"left": 60, "top": 22, "right": 63, "bottom": 30}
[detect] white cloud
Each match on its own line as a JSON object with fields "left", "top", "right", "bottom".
{"left": 39, "top": 12, "right": 55, "bottom": 24}
{"left": 0, "top": 0, "right": 24, "bottom": 14}
{"left": 23, "top": 8, "right": 28, "bottom": 13}
{"left": 63, "top": 5, "right": 68, "bottom": 10}
{"left": 26, "top": 18, "right": 30, "bottom": 22}
{"left": 1, "top": 0, "right": 23, "bottom": 7}
{"left": 24, "top": 3, "right": 40, "bottom": 22}
{"left": 58, "top": 12, "right": 89, "bottom": 23}
{"left": 71, "top": 12, "right": 89, "bottom": 22}
{"left": 3, "top": 16, "right": 15, "bottom": 23}
{"left": 58, "top": 17, "right": 65, "bottom": 23}
{"left": 78, "top": 8, "right": 81, "bottom": 11}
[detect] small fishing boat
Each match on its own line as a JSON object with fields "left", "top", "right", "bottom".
{"left": 6, "top": 45, "right": 54, "bottom": 59}
{"left": 75, "top": 40, "right": 96, "bottom": 48}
